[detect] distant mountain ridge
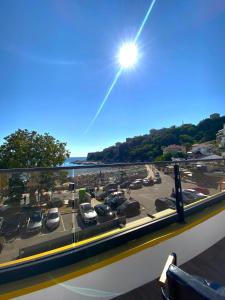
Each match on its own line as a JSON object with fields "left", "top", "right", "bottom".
{"left": 87, "top": 115, "right": 225, "bottom": 163}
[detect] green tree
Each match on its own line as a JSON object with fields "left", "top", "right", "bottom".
{"left": 0, "top": 129, "right": 70, "bottom": 205}
{"left": 179, "top": 134, "right": 194, "bottom": 145}
{"left": 155, "top": 152, "right": 173, "bottom": 162}
{"left": 7, "top": 174, "right": 26, "bottom": 205}
{"left": 0, "top": 129, "right": 70, "bottom": 168}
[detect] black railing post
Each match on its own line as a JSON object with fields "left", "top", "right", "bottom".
{"left": 174, "top": 164, "right": 185, "bottom": 223}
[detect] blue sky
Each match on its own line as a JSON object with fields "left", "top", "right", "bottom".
{"left": 0, "top": 0, "right": 225, "bottom": 156}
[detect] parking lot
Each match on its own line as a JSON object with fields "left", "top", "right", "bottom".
{"left": 0, "top": 168, "right": 207, "bottom": 264}
{"left": 0, "top": 211, "right": 74, "bottom": 263}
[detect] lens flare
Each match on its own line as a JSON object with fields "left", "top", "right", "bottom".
{"left": 118, "top": 43, "right": 138, "bottom": 69}
{"left": 85, "top": 0, "right": 158, "bottom": 133}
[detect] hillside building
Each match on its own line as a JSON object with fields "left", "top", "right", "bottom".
{"left": 162, "top": 144, "right": 186, "bottom": 155}
{"left": 216, "top": 124, "right": 225, "bottom": 149}
{"left": 191, "top": 143, "right": 214, "bottom": 156}
{"left": 210, "top": 113, "right": 220, "bottom": 120}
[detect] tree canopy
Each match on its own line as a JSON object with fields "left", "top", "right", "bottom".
{"left": 0, "top": 129, "right": 70, "bottom": 169}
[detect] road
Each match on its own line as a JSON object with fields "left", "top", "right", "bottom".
{"left": 126, "top": 171, "right": 174, "bottom": 214}
{"left": 145, "top": 164, "right": 155, "bottom": 179}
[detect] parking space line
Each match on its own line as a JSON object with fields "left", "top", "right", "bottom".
{"left": 61, "top": 215, "right": 66, "bottom": 232}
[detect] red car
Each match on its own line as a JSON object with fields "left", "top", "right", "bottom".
{"left": 193, "top": 187, "right": 210, "bottom": 195}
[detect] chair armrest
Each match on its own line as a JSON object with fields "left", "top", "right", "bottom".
{"left": 159, "top": 253, "right": 177, "bottom": 286}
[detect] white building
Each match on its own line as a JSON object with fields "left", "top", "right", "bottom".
{"left": 191, "top": 143, "right": 213, "bottom": 156}
{"left": 216, "top": 124, "right": 225, "bottom": 149}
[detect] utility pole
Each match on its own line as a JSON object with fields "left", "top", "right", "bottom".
{"left": 174, "top": 164, "right": 185, "bottom": 223}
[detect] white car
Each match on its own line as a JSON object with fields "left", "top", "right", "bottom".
{"left": 110, "top": 191, "right": 124, "bottom": 198}
{"left": 79, "top": 203, "right": 97, "bottom": 224}
{"left": 45, "top": 208, "right": 60, "bottom": 230}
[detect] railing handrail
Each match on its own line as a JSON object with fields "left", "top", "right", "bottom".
{"left": 0, "top": 158, "right": 224, "bottom": 174}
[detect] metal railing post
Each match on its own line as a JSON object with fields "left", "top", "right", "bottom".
{"left": 174, "top": 164, "right": 185, "bottom": 223}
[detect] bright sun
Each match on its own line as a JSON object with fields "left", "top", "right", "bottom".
{"left": 118, "top": 42, "right": 138, "bottom": 69}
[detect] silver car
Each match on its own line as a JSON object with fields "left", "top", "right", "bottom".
{"left": 26, "top": 210, "right": 43, "bottom": 233}
{"left": 79, "top": 203, "right": 97, "bottom": 224}
{"left": 45, "top": 208, "right": 60, "bottom": 230}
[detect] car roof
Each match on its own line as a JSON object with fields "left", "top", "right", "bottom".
{"left": 48, "top": 208, "right": 59, "bottom": 213}
{"left": 80, "top": 202, "right": 91, "bottom": 207}
{"left": 95, "top": 204, "right": 109, "bottom": 210}
{"left": 118, "top": 200, "right": 139, "bottom": 208}
{"left": 32, "top": 210, "right": 42, "bottom": 214}
{"left": 183, "top": 189, "right": 196, "bottom": 193}
{"left": 112, "top": 191, "right": 123, "bottom": 195}
{"left": 95, "top": 204, "right": 105, "bottom": 208}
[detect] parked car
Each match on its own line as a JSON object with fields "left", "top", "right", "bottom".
{"left": 134, "top": 179, "right": 143, "bottom": 183}
{"left": 194, "top": 187, "right": 210, "bottom": 195}
{"left": 153, "top": 177, "right": 161, "bottom": 184}
{"left": 95, "top": 188, "right": 118, "bottom": 201}
{"left": 0, "top": 217, "right": 3, "bottom": 231}
{"left": 0, "top": 205, "right": 19, "bottom": 217}
{"left": 130, "top": 181, "right": 142, "bottom": 189}
{"left": 106, "top": 188, "right": 118, "bottom": 196}
{"left": 95, "top": 191, "right": 107, "bottom": 201}
{"left": 47, "top": 198, "right": 63, "bottom": 208}
{"left": 117, "top": 199, "right": 140, "bottom": 217}
{"left": 26, "top": 210, "right": 43, "bottom": 233}
{"left": 104, "top": 191, "right": 125, "bottom": 205}
{"left": 170, "top": 189, "right": 207, "bottom": 204}
{"left": 79, "top": 203, "right": 97, "bottom": 224}
{"left": 143, "top": 178, "right": 154, "bottom": 186}
{"left": 103, "top": 183, "right": 118, "bottom": 192}
{"left": 94, "top": 204, "right": 115, "bottom": 221}
{"left": 155, "top": 197, "right": 176, "bottom": 212}
{"left": 0, "top": 214, "right": 22, "bottom": 238}
{"left": 120, "top": 181, "right": 131, "bottom": 189}
{"left": 86, "top": 187, "right": 95, "bottom": 198}
{"left": 105, "top": 196, "right": 126, "bottom": 210}
{"left": 45, "top": 208, "right": 60, "bottom": 230}
{"left": 182, "top": 189, "right": 207, "bottom": 203}
{"left": 110, "top": 191, "right": 125, "bottom": 197}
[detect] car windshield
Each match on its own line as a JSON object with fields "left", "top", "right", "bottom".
{"left": 83, "top": 205, "right": 92, "bottom": 212}
{"left": 3, "top": 219, "right": 17, "bottom": 227}
{"left": 48, "top": 213, "right": 58, "bottom": 219}
{"left": 30, "top": 213, "right": 41, "bottom": 222}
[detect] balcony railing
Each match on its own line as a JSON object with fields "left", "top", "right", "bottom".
{"left": 0, "top": 158, "right": 224, "bottom": 282}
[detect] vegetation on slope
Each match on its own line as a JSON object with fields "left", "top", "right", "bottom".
{"left": 87, "top": 115, "right": 225, "bottom": 163}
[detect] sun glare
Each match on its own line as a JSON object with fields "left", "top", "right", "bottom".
{"left": 118, "top": 42, "right": 138, "bottom": 69}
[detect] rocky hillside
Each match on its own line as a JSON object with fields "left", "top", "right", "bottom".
{"left": 87, "top": 115, "right": 225, "bottom": 163}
